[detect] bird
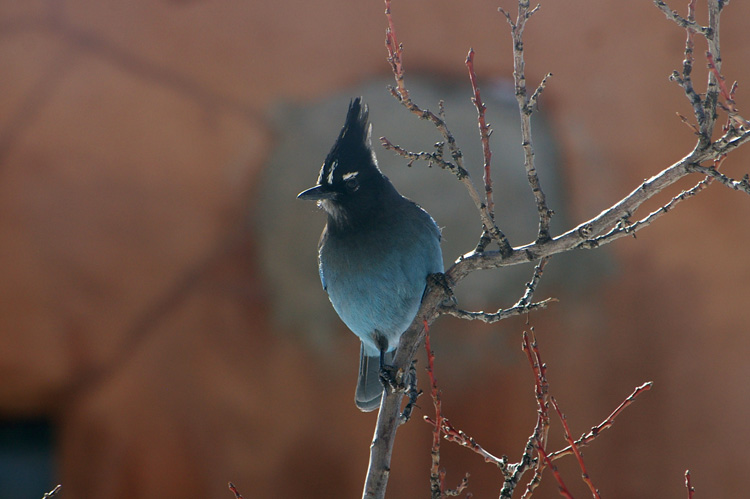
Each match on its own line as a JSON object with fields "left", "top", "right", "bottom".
{"left": 298, "top": 98, "right": 444, "bottom": 412}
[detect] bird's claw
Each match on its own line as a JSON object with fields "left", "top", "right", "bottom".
{"left": 379, "top": 364, "right": 402, "bottom": 393}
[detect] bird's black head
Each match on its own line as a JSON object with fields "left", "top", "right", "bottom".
{"left": 298, "top": 98, "right": 396, "bottom": 227}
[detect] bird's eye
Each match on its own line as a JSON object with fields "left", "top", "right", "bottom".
{"left": 345, "top": 177, "right": 359, "bottom": 191}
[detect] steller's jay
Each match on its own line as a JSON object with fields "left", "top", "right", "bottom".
{"left": 298, "top": 98, "right": 444, "bottom": 411}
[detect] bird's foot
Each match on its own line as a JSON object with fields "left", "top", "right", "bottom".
{"left": 399, "top": 360, "right": 421, "bottom": 424}
{"left": 378, "top": 364, "right": 403, "bottom": 394}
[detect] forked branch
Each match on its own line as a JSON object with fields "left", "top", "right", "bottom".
{"left": 363, "top": 1, "right": 749, "bottom": 498}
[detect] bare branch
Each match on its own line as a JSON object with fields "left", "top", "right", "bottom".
{"left": 706, "top": 51, "right": 750, "bottom": 128}
{"left": 547, "top": 382, "right": 653, "bottom": 461}
{"left": 502, "top": 330, "right": 549, "bottom": 499}
{"left": 580, "top": 174, "right": 715, "bottom": 249}
{"left": 443, "top": 473, "right": 470, "bottom": 497}
{"left": 441, "top": 299, "right": 555, "bottom": 324}
{"left": 42, "top": 485, "right": 62, "bottom": 499}
{"left": 380, "top": 136, "right": 454, "bottom": 171}
{"left": 466, "top": 48, "right": 496, "bottom": 239}
{"left": 363, "top": 1, "right": 749, "bottom": 497}
{"left": 685, "top": 470, "right": 696, "bottom": 499}
{"left": 536, "top": 446, "right": 574, "bottom": 499}
{"left": 501, "top": 1, "right": 553, "bottom": 243}
{"left": 446, "top": 128, "right": 750, "bottom": 284}
{"left": 528, "top": 72, "right": 553, "bottom": 110}
{"left": 688, "top": 164, "right": 750, "bottom": 194}
{"left": 383, "top": 0, "right": 512, "bottom": 257}
{"left": 550, "top": 397, "right": 601, "bottom": 499}
{"left": 384, "top": 0, "right": 407, "bottom": 101}
{"left": 667, "top": 0, "right": 707, "bottom": 142}
{"left": 653, "top": 0, "right": 711, "bottom": 36}
{"left": 425, "top": 326, "right": 446, "bottom": 499}
{"left": 442, "top": 257, "right": 554, "bottom": 323}
{"left": 704, "top": 0, "right": 725, "bottom": 140}
{"left": 427, "top": 416, "right": 510, "bottom": 472}
{"left": 514, "top": 257, "right": 549, "bottom": 308}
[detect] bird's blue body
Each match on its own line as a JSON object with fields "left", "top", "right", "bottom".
{"left": 298, "top": 98, "right": 443, "bottom": 411}
{"left": 319, "top": 193, "right": 443, "bottom": 357}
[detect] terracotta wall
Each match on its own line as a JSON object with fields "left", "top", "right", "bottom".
{"left": 1, "top": 0, "right": 749, "bottom": 497}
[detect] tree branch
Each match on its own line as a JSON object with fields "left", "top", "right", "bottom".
{"left": 547, "top": 382, "right": 653, "bottom": 462}
{"left": 685, "top": 470, "right": 696, "bottom": 499}
{"left": 383, "top": 0, "right": 513, "bottom": 257}
{"left": 363, "top": 1, "right": 749, "bottom": 497}
{"left": 500, "top": 2, "right": 554, "bottom": 244}
{"left": 549, "top": 396, "right": 601, "bottom": 499}
{"left": 41, "top": 485, "right": 62, "bottom": 499}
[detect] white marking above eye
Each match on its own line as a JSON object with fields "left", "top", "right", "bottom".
{"left": 343, "top": 172, "right": 359, "bottom": 181}
{"left": 326, "top": 160, "right": 338, "bottom": 185}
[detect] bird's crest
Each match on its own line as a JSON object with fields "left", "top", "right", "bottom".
{"left": 318, "top": 97, "right": 376, "bottom": 187}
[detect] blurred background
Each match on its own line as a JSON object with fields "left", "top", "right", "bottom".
{"left": 1, "top": 0, "right": 749, "bottom": 497}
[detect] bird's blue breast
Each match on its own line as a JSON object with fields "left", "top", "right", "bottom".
{"left": 319, "top": 205, "right": 443, "bottom": 356}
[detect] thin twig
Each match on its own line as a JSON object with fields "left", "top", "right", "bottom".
{"left": 443, "top": 473, "right": 471, "bottom": 497}
{"left": 466, "top": 47, "right": 495, "bottom": 224}
{"left": 425, "top": 416, "right": 509, "bottom": 472}
{"left": 667, "top": 0, "right": 707, "bottom": 141}
{"left": 442, "top": 298, "right": 555, "bottom": 324}
{"left": 580, "top": 174, "right": 715, "bottom": 249}
{"left": 550, "top": 397, "right": 601, "bottom": 499}
{"left": 687, "top": 164, "right": 750, "bottom": 194}
{"left": 706, "top": 51, "right": 749, "bottom": 128}
{"left": 528, "top": 72, "right": 553, "bottom": 110}
{"left": 42, "top": 485, "right": 62, "bottom": 499}
{"left": 425, "top": 324, "right": 445, "bottom": 499}
{"left": 443, "top": 257, "right": 554, "bottom": 323}
{"left": 384, "top": 0, "right": 407, "bottom": 102}
{"left": 685, "top": 470, "right": 696, "bottom": 499}
{"left": 537, "top": 446, "right": 574, "bottom": 499}
{"left": 500, "top": 1, "right": 553, "bottom": 243}
{"left": 514, "top": 257, "right": 549, "bottom": 308}
{"left": 383, "top": 0, "right": 513, "bottom": 256}
{"left": 516, "top": 329, "right": 550, "bottom": 498}
{"left": 500, "top": 330, "right": 549, "bottom": 499}
{"left": 703, "top": 0, "right": 725, "bottom": 142}
{"left": 653, "top": 0, "right": 711, "bottom": 36}
{"left": 547, "top": 382, "right": 653, "bottom": 461}
{"left": 228, "top": 483, "right": 244, "bottom": 499}
{"left": 381, "top": 136, "right": 455, "bottom": 171}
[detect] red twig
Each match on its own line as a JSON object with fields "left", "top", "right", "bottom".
{"left": 384, "top": 0, "right": 408, "bottom": 101}
{"left": 425, "top": 416, "right": 507, "bottom": 470}
{"left": 465, "top": 48, "right": 494, "bottom": 219}
{"left": 382, "top": 0, "right": 512, "bottom": 256}
{"left": 424, "top": 321, "right": 475, "bottom": 497}
{"left": 523, "top": 330, "right": 550, "bottom": 448}
{"left": 442, "top": 471, "right": 471, "bottom": 498}
{"left": 536, "top": 445, "right": 574, "bottom": 499}
{"left": 548, "top": 381, "right": 653, "bottom": 461}
{"left": 685, "top": 470, "right": 695, "bottom": 499}
{"left": 518, "top": 329, "right": 551, "bottom": 498}
{"left": 228, "top": 482, "right": 244, "bottom": 499}
{"left": 550, "top": 397, "right": 600, "bottom": 499}
{"left": 677, "top": 112, "right": 701, "bottom": 135}
{"left": 706, "top": 51, "right": 749, "bottom": 128}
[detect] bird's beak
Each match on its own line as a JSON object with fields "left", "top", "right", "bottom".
{"left": 297, "top": 185, "right": 337, "bottom": 201}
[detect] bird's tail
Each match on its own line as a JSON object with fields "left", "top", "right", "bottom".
{"left": 355, "top": 346, "right": 394, "bottom": 412}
